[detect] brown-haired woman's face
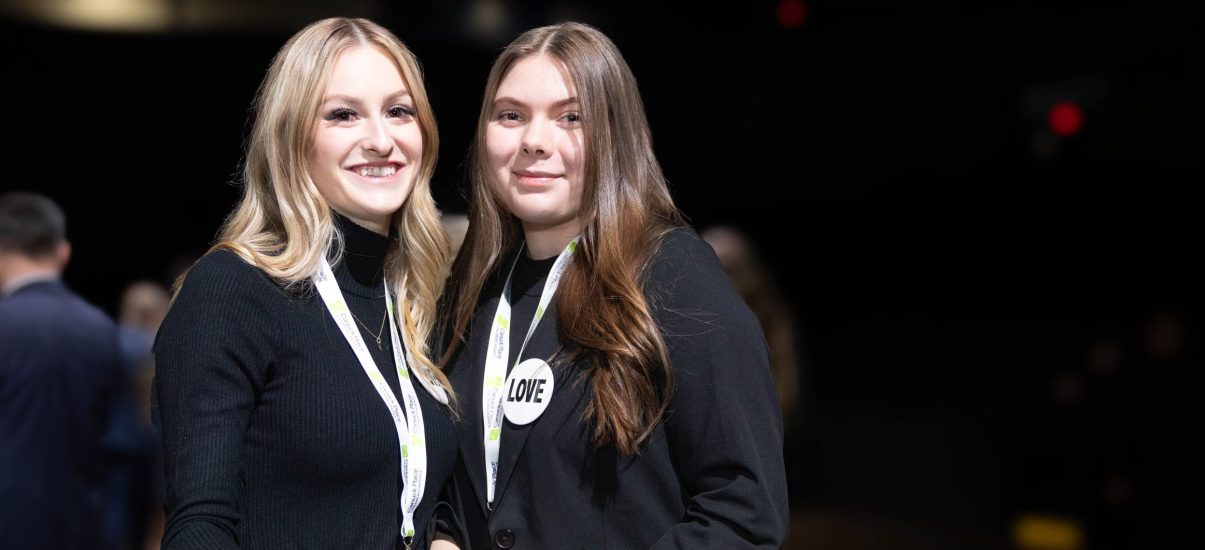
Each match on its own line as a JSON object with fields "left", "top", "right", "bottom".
{"left": 309, "top": 45, "right": 422, "bottom": 234}
{"left": 485, "top": 54, "right": 585, "bottom": 236}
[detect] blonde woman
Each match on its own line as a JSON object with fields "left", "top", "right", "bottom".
{"left": 440, "top": 22, "right": 788, "bottom": 549}
{"left": 154, "top": 18, "right": 460, "bottom": 549}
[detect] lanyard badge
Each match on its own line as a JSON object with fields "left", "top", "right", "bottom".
{"left": 482, "top": 238, "right": 578, "bottom": 506}
{"left": 315, "top": 259, "right": 442, "bottom": 548}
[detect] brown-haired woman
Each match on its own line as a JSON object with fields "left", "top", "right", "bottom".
{"left": 439, "top": 22, "right": 788, "bottom": 549}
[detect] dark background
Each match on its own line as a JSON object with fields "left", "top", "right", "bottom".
{"left": 3, "top": 1, "right": 1202, "bottom": 547}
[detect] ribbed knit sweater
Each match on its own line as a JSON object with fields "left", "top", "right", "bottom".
{"left": 152, "top": 214, "right": 457, "bottom": 550}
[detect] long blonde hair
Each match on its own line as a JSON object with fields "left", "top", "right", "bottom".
{"left": 211, "top": 17, "right": 455, "bottom": 406}
{"left": 444, "top": 22, "right": 684, "bottom": 453}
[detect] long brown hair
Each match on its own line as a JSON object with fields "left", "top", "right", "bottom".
{"left": 444, "top": 22, "right": 684, "bottom": 454}
{"left": 207, "top": 17, "right": 455, "bottom": 406}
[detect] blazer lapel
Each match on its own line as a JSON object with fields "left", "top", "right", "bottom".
{"left": 452, "top": 296, "right": 497, "bottom": 517}
{"left": 491, "top": 306, "right": 568, "bottom": 504}
{"left": 460, "top": 374, "right": 491, "bottom": 516}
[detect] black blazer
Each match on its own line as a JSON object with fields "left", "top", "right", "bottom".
{"left": 444, "top": 230, "right": 788, "bottom": 549}
{"left": 0, "top": 280, "right": 122, "bottom": 549}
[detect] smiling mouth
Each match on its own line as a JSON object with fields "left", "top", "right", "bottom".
{"left": 515, "top": 171, "right": 560, "bottom": 181}
{"left": 352, "top": 164, "right": 400, "bottom": 177}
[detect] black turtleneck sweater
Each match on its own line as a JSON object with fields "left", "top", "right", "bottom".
{"left": 152, "top": 214, "right": 457, "bottom": 550}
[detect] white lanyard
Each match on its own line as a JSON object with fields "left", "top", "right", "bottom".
{"left": 315, "top": 258, "right": 428, "bottom": 548}
{"left": 482, "top": 238, "right": 578, "bottom": 506}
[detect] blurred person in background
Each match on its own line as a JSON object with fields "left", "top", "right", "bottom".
{"left": 440, "top": 211, "right": 469, "bottom": 260}
{"left": 701, "top": 225, "right": 803, "bottom": 430}
{"left": 1128, "top": 308, "right": 1201, "bottom": 549}
{"left": 0, "top": 191, "right": 123, "bottom": 549}
{"left": 702, "top": 224, "right": 815, "bottom": 508}
{"left": 103, "top": 280, "right": 171, "bottom": 549}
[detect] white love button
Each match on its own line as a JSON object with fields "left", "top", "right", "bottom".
{"left": 503, "top": 358, "right": 555, "bottom": 425}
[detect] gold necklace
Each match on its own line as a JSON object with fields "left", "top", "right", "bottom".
{"left": 350, "top": 306, "right": 389, "bottom": 351}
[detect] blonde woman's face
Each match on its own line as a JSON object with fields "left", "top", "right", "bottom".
{"left": 485, "top": 54, "right": 585, "bottom": 241}
{"left": 309, "top": 45, "right": 422, "bottom": 234}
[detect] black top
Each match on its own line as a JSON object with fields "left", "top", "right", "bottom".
{"left": 444, "top": 228, "right": 789, "bottom": 549}
{"left": 0, "top": 280, "right": 123, "bottom": 549}
{"left": 152, "top": 214, "right": 457, "bottom": 550}
{"left": 505, "top": 251, "right": 559, "bottom": 357}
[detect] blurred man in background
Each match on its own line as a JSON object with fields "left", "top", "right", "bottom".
{"left": 0, "top": 191, "right": 122, "bottom": 549}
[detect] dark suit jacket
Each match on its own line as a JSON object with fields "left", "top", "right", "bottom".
{"left": 444, "top": 230, "right": 788, "bottom": 549}
{"left": 0, "top": 279, "right": 122, "bottom": 549}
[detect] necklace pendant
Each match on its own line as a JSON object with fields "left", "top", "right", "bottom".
{"left": 375, "top": 336, "right": 383, "bottom": 351}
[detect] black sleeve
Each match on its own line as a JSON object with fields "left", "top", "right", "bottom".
{"left": 151, "top": 251, "right": 277, "bottom": 549}
{"left": 648, "top": 230, "right": 790, "bottom": 549}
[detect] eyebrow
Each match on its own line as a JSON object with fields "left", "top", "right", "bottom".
{"left": 493, "top": 96, "right": 580, "bottom": 109}
{"left": 321, "top": 91, "right": 412, "bottom": 106}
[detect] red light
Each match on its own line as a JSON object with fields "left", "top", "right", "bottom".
{"left": 777, "top": 0, "right": 808, "bottom": 29}
{"left": 1048, "top": 101, "right": 1083, "bottom": 137}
